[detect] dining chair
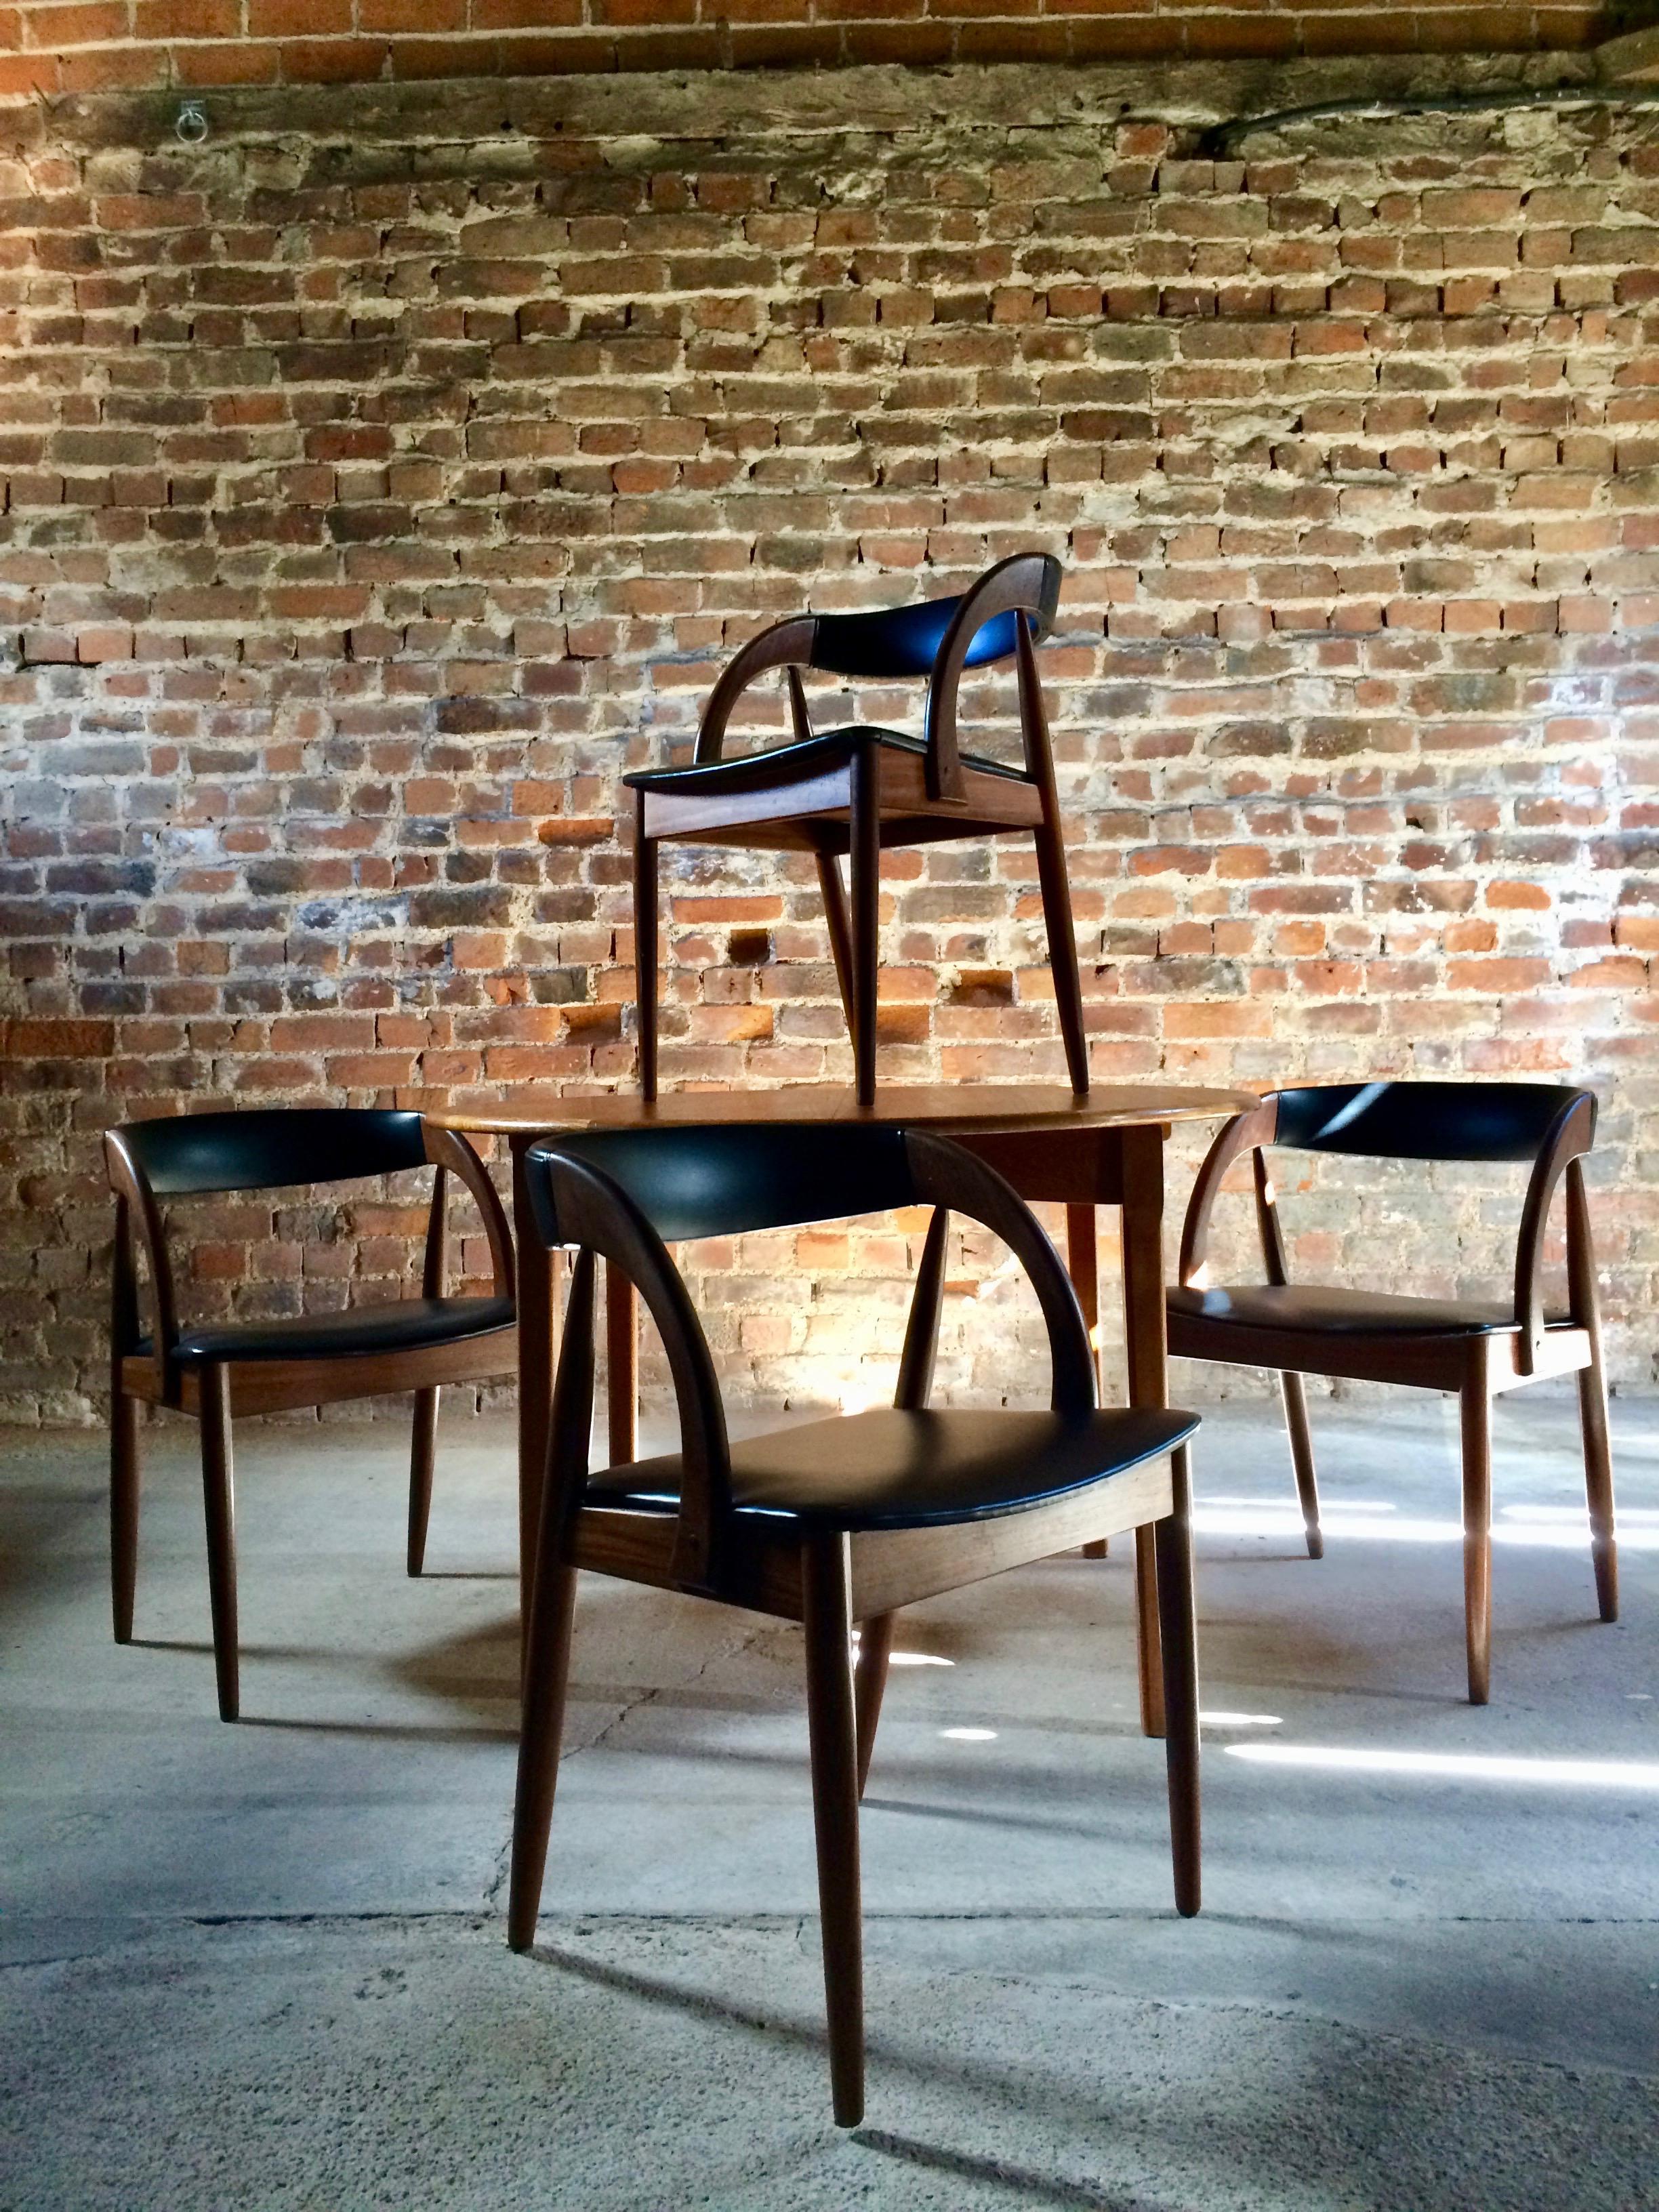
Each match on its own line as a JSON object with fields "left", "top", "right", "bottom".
{"left": 1167, "top": 1080, "right": 1618, "bottom": 1703}
{"left": 624, "top": 552, "right": 1088, "bottom": 1108}
{"left": 104, "top": 1108, "right": 517, "bottom": 1720}
{"left": 508, "top": 1120, "right": 1200, "bottom": 2126}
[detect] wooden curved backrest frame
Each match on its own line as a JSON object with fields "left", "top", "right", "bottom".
{"left": 525, "top": 1124, "right": 1095, "bottom": 1589}
{"left": 104, "top": 1115, "right": 514, "bottom": 1406}
{"left": 1177, "top": 1085, "right": 1599, "bottom": 1378}
{"left": 1176, "top": 1099, "right": 1278, "bottom": 1291}
{"left": 690, "top": 553, "right": 1063, "bottom": 790}
{"left": 105, "top": 1128, "right": 181, "bottom": 1400}
{"left": 693, "top": 615, "right": 819, "bottom": 766}
{"left": 900, "top": 1130, "right": 1094, "bottom": 1420}
{"left": 1513, "top": 1092, "right": 1597, "bottom": 1375}
{"left": 525, "top": 1147, "right": 733, "bottom": 1590}
{"left": 923, "top": 552, "right": 1063, "bottom": 802}
{"left": 422, "top": 1122, "right": 516, "bottom": 1305}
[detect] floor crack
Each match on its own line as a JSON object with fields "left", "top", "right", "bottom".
{"left": 481, "top": 1616, "right": 782, "bottom": 1910}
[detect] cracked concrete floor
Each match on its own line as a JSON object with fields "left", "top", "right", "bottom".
{"left": 2, "top": 1395, "right": 1656, "bottom": 2209}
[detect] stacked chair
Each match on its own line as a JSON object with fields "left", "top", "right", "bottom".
{"left": 623, "top": 551, "right": 1090, "bottom": 1106}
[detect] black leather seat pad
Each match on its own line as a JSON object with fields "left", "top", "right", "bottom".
{"left": 623, "top": 725, "right": 1029, "bottom": 796}
{"left": 148, "top": 1296, "right": 516, "bottom": 1366}
{"left": 584, "top": 1405, "right": 1197, "bottom": 1531}
{"left": 1167, "top": 1285, "right": 1566, "bottom": 1338}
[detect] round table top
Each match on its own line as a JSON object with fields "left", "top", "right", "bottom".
{"left": 431, "top": 1082, "right": 1256, "bottom": 1139}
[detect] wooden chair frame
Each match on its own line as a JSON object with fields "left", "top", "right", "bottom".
{"left": 629, "top": 552, "right": 1088, "bottom": 1107}
{"left": 1170, "top": 1083, "right": 1617, "bottom": 1703}
{"left": 105, "top": 1111, "right": 517, "bottom": 1720}
{"left": 509, "top": 1124, "right": 1200, "bottom": 2127}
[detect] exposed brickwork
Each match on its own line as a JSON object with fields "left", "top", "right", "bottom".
{"left": 0, "top": 1, "right": 1627, "bottom": 97}
{"left": 1, "top": 64, "right": 1656, "bottom": 1423}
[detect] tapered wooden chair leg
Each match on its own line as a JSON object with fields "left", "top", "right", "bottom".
{"left": 1033, "top": 804, "right": 1089, "bottom": 1097}
{"left": 848, "top": 750, "right": 880, "bottom": 1111}
{"left": 407, "top": 1385, "right": 438, "bottom": 1576}
{"left": 634, "top": 804, "right": 659, "bottom": 1103}
{"left": 1153, "top": 1447, "right": 1202, "bottom": 1918}
{"left": 199, "top": 1363, "right": 239, "bottom": 1723}
{"left": 508, "top": 1559, "right": 578, "bottom": 1954}
{"left": 1567, "top": 1162, "right": 1618, "bottom": 1622}
{"left": 1578, "top": 1357, "right": 1618, "bottom": 1623}
{"left": 804, "top": 1535, "right": 865, "bottom": 2127}
{"left": 1279, "top": 1371, "right": 1323, "bottom": 1559}
{"left": 855, "top": 1611, "right": 895, "bottom": 1799}
{"left": 1065, "top": 1204, "right": 1107, "bottom": 1559}
{"left": 1460, "top": 1349, "right": 1493, "bottom": 1707}
{"left": 110, "top": 1388, "right": 140, "bottom": 1643}
{"left": 1134, "top": 1528, "right": 1165, "bottom": 1739}
{"left": 815, "top": 852, "right": 857, "bottom": 1034}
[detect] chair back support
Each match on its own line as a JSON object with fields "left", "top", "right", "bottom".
{"left": 113, "top": 1109, "right": 430, "bottom": 1196}
{"left": 1271, "top": 1080, "right": 1593, "bottom": 1163}
{"left": 525, "top": 1124, "right": 918, "bottom": 1245}
{"left": 810, "top": 556, "right": 1061, "bottom": 680}
{"left": 691, "top": 552, "right": 1063, "bottom": 773}
{"left": 1179, "top": 1079, "right": 1601, "bottom": 1381}
{"left": 524, "top": 1123, "right": 1095, "bottom": 1588}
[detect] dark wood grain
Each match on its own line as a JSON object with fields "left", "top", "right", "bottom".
{"left": 1568, "top": 1155, "right": 1618, "bottom": 1624}
{"left": 1461, "top": 1340, "right": 1494, "bottom": 1706}
{"left": 1120, "top": 1123, "right": 1168, "bottom": 1741}
{"left": 855, "top": 1610, "right": 895, "bottom": 1801}
{"left": 199, "top": 1361, "right": 239, "bottom": 1725}
{"left": 1154, "top": 1444, "right": 1201, "bottom": 1918}
{"left": 435, "top": 1081, "right": 1252, "bottom": 1141}
{"left": 804, "top": 1533, "right": 865, "bottom": 2127}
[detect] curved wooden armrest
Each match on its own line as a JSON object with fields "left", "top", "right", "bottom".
{"left": 693, "top": 615, "right": 819, "bottom": 765}
{"left": 903, "top": 1128, "right": 1094, "bottom": 1418}
{"left": 1176, "top": 1100, "right": 1279, "bottom": 1288}
{"left": 528, "top": 1150, "right": 731, "bottom": 1591}
{"left": 424, "top": 1123, "right": 516, "bottom": 1303}
{"left": 104, "top": 1129, "right": 179, "bottom": 1399}
{"left": 922, "top": 552, "right": 1059, "bottom": 804}
{"left": 1513, "top": 1091, "right": 1597, "bottom": 1375}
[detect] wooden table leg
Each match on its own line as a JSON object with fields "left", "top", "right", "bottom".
{"left": 1120, "top": 1123, "right": 1169, "bottom": 1740}
{"left": 1067, "top": 1202, "right": 1109, "bottom": 1561}
{"left": 607, "top": 1265, "right": 638, "bottom": 1466}
{"left": 513, "top": 1137, "right": 562, "bottom": 1641}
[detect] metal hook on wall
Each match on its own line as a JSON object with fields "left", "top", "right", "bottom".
{"left": 175, "top": 100, "right": 208, "bottom": 146}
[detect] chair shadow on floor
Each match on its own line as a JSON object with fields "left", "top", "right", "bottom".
{"left": 242, "top": 1714, "right": 514, "bottom": 1744}
{"left": 524, "top": 1940, "right": 1229, "bottom": 2211}
{"left": 855, "top": 2130, "right": 1141, "bottom": 2211}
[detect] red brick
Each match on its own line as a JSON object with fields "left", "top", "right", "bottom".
{"left": 0, "top": 53, "right": 1653, "bottom": 1427}
{"left": 246, "top": 0, "right": 350, "bottom": 33}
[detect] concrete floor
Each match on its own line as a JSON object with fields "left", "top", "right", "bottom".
{"left": 2, "top": 1391, "right": 1656, "bottom": 2210}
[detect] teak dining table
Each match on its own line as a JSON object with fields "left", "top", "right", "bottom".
{"left": 432, "top": 1082, "right": 1252, "bottom": 1737}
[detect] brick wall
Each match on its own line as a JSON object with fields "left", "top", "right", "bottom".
{"left": 2, "top": 60, "right": 1656, "bottom": 1424}
{"left": 0, "top": 2, "right": 1630, "bottom": 98}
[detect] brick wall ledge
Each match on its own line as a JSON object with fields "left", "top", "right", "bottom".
{"left": 3, "top": 50, "right": 1615, "bottom": 152}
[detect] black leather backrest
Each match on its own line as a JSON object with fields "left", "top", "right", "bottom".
{"left": 116, "top": 1109, "right": 430, "bottom": 1195}
{"left": 1271, "top": 1081, "right": 1592, "bottom": 1164}
{"left": 526, "top": 1124, "right": 918, "bottom": 1244}
{"left": 810, "top": 558, "right": 1061, "bottom": 680}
